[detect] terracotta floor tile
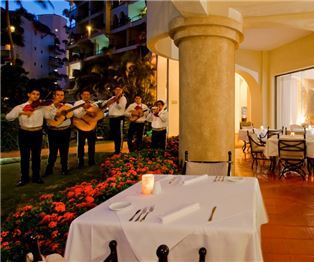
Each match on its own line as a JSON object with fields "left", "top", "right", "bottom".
{"left": 235, "top": 148, "right": 314, "bottom": 261}
{"left": 286, "top": 239, "right": 314, "bottom": 255}
{"left": 289, "top": 255, "right": 314, "bottom": 262}
{"left": 262, "top": 225, "right": 312, "bottom": 239}
{"left": 262, "top": 238, "right": 290, "bottom": 254}
{"left": 263, "top": 253, "right": 290, "bottom": 262}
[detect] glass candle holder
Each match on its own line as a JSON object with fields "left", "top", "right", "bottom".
{"left": 142, "top": 174, "right": 154, "bottom": 195}
{"left": 291, "top": 132, "right": 295, "bottom": 136}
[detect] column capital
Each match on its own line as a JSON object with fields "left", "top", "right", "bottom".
{"left": 169, "top": 16, "right": 243, "bottom": 48}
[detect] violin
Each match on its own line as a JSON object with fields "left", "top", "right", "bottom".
{"left": 23, "top": 100, "right": 52, "bottom": 112}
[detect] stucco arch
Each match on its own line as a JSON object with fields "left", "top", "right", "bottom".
{"left": 235, "top": 69, "right": 262, "bottom": 127}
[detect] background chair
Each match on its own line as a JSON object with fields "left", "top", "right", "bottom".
{"left": 240, "top": 121, "right": 253, "bottom": 129}
{"left": 183, "top": 151, "right": 232, "bottom": 176}
{"left": 247, "top": 131, "right": 272, "bottom": 169}
{"left": 278, "top": 139, "right": 307, "bottom": 179}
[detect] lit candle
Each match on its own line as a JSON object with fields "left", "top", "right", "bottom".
{"left": 142, "top": 174, "right": 154, "bottom": 195}
{"left": 260, "top": 125, "right": 264, "bottom": 130}
{"left": 291, "top": 132, "right": 295, "bottom": 136}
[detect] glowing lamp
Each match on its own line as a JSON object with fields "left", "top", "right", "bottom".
{"left": 142, "top": 174, "right": 154, "bottom": 195}
{"left": 291, "top": 132, "right": 295, "bottom": 136}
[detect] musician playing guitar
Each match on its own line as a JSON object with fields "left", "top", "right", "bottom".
{"left": 125, "top": 95, "right": 149, "bottom": 152}
{"left": 73, "top": 89, "right": 98, "bottom": 168}
{"left": 5, "top": 86, "right": 45, "bottom": 186}
{"left": 44, "top": 88, "right": 73, "bottom": 176}
{"left": 108, "top": 86, "right": 127, "bottom": 155}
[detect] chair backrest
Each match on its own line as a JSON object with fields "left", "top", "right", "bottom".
{"left": 266, "top": 126, "right": 283, "bottom": 138}
{"left": 247, "top": 132, "right": 264, "bottom": 152}
{"left": 278, "top": 139, "right": 306, "bottom": 160}
{"left": 184, "top": 151, "right": 232, "bottom": 176}
{"left": 104, "top": 240, "right": 118, "bottom": 262}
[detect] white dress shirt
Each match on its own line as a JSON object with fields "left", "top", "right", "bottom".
{"left": 73, "top": 100, "right": 98, "bottom": 119}
{"left": 147, "top": 109, "right": 168, "bottom": 129}
{"left": 45, "top": 103, "right": 73, "bottom": 128}
{"left": 5, "top": 102, "right": 45, "bottom": 129}
{"left": 125, "top": 103, "right": 149, "bottom": 123}
{"left": 108, "top": 96, "right": 127, "bottom": 117}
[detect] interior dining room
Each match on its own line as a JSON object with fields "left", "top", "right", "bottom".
{"left": 145, "top": 1, "right": 314, "bottom": 261}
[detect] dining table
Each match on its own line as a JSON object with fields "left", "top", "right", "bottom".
{"left": 64, "top": 175, "right": 268, "bottom": 262}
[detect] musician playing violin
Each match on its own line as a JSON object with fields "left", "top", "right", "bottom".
{"left": 125, "top": 95, "right": 149, "bottom": 152}
{"left": 147, "top": 100, "right": 168, "bottom": 150}
{"left": 5, "top": 86, "right": 45, "bottom": 186}
{"left": 44, "top": 89, "right": 72, "bottom": 176}
{"left": 108, "top": 86, "right": 127, "bottom": 155}
{"left": 73, "top": 89, "right": 98, "bottom": 168}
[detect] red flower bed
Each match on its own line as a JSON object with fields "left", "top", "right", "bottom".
{"left": 1, "top": 137, "right": 180, "bottom": 261}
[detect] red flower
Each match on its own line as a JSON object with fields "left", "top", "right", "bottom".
{"left": 63, "top": 212, "right": 75, "bottom": 221}
{"left": 22, "top": 205, "right": 33, "bottom": 211}
{"left": 13, "top": 229, "right": 22, "bottom": 237}
{"left": 1, "top": 231, "right": 9, "bottom": 237}
{"left": 51, "top": 230, "right": 59, "bottom": 239}
{"left": 53, "top": 202, "right": 66, "bottom": 213}
{"left": 48, "top": 221, "right": 57, "bottom": 228}
{"left": 85, "top": 196, "right": 94, "bottom": 203}
{"left": 40, "top": 194, "right": 54, "bottom": 201}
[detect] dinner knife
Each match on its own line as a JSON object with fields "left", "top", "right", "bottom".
{"left": 129, "top": 209, "right": 141, "bottom": 221}
{"left": 208, "top": 206, "right": 217, "bottom": 222}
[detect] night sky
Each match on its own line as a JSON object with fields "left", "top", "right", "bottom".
{"left": 1, "top": 0, "right": 70, "bottom": 17}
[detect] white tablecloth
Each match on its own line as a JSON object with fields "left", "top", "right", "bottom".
{"left": 238, "top": 128, "right": 266, "bottom": 142}
{"left": 65, "top": 176, "right": 268, "bottom": 262}
{"left": 264, "top": 135, "right": 314, "bottom": 158}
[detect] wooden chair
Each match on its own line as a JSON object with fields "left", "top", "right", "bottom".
{"left": 247, "top": 131, "right": 271, "bottom": 169}
{"left": 104, "top": 240, "right": 118, "bottom": 262}
{"left": 278, "top": 139, "right": 307, "bottom": 179}
{"left": 183, "top": 151, "right": 232, "bottom": 176}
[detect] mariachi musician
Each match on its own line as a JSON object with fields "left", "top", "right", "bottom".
{"left": 107, "top": 86, "right": 127, "bottom": 155}
{"left": 125, "top": 94, "right": 149, "bottom": 152}
{"left": 44, "top": 88, "right": 73, "bottom": 176}
{"left": 5, "top": 86, "right": 45, "bottom": 186}
{"left": 147, "top": 100, "right": 168, "bottom": 150}
{"left": 73, "top": 89, "right": 98, "bottom": 168}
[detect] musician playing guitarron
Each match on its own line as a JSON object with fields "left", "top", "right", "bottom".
{"left": 125, "top": 95, "right": 149, "bottom": 152}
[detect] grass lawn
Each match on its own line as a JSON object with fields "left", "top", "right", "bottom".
{"left": 1, "top": 151, "right": 109, "bottom": 220}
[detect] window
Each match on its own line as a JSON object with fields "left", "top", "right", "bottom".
{"left": 276, "top": 67, "right": 314, "bottom": 128}
{"left": 34, "top": 62, "right": 36, "bottom": 66}
{"left": 34, "top": 47, "right": 37, "bottom": 51}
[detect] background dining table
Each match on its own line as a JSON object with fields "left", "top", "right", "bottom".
{"left": 65, "top": 175, "right": 268, "bottom": 262}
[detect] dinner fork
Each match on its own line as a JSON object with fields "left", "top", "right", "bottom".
{"left": 140, "top": 206, "right": 154, "bottom": 222}
{"left": 134, "top": 207, "right": 147, "bottom": 222}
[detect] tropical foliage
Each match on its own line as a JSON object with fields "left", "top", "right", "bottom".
{"left": 0, "top": 137, "right": 180, "bottom": 261}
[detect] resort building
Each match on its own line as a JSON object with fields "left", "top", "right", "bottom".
{"left": 146, "top": 1, "right": 314, "bottom": 162}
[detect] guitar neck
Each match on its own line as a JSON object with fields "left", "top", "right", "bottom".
{"left": 65, "top": 103, "right": 85, "bottom": 113}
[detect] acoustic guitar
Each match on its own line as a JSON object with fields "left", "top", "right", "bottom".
{"left": 46, "top": 102, "right": 85, "bottom": 127}
{"left": 129, "top": 108, "right": 149, "bottom": 122}
{"left": 72, "top": 97, "right": 116, "bottom": 132}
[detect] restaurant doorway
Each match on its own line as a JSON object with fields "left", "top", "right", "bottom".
{"left": 235, "top": 73, "right": 250, "bottom": 132}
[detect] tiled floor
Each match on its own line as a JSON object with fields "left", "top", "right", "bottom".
{"left": 235, "top": 149, "right": 314, "bottom": 262}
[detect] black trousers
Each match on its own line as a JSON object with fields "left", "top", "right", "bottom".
{"left": 127, "top": 122, "right": 145, "bottom": 152}
{"left": 77, "top": 129, "right": 96, "bottom": 165}
{"left": 152, "top": 130, "right": 166, "bottom": 150}
{"left": 46, "top": 128, "right": 71, "bottom": 173}
{"left": 18, "top": 129, "right": 43, "bottom": 182}
{"left": 109, "top": 116, "right": 124, "bottom": 154}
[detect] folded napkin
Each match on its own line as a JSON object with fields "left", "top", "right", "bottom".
{"left": 160, "top": 203, "right": 200, "bottom": 224}
{"left": 183, "top": 174, "right": 208, "bottom": 185}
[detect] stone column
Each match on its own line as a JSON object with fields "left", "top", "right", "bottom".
{"left": 169, "top": 16, "right": 243, "bottom": 164}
